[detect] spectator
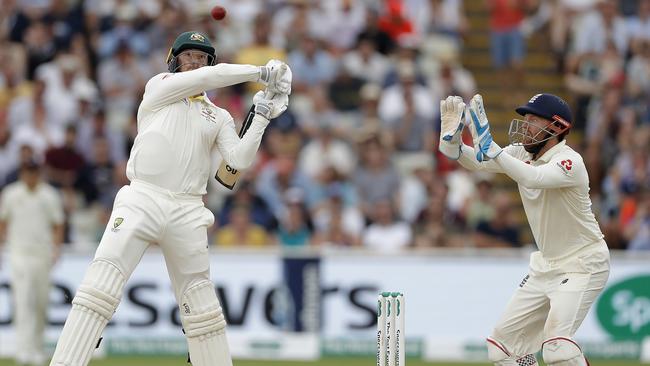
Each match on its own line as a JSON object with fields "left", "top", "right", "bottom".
{"left": 218, "top": 180, "right": 277, "bottom": 231}
{"left": 625, "top": 189, "right": 650, "bottom": 250}
{"left": 313, "top": 182, "right": 364, "bottom": 246}
{"left": 487, "top": 0, "right": 529, "bottom": 100}
{"left": 97, "top": 41, "right": 148, "bottom": 130}
{"left": 297, "top": 119, "right": 356, "bottom": 181}
{"left": 256, "top": 151, "right": 320, "bottom": 221}
{"left": 352, "top": 130, "right": 401, "bottom": 220}
{"left": 463, "top": 178, "right": 496, "bottom": 230}
{"left": 76, "top": 136, "right": 119, "bottom": 209}
{"left": 214, "top": 203, "right": 271, "bottom": 247}
{"left": 377, "top": 0, "right": 415, "bottom": 42}
{"left": 473, "top": 192, "right": 521, "bottom": 248}
{"left": 44, "top": 125, "right": 85, "bottom": 189}
{"left": 276, "top": 188, "right": 314, "bottom": 247}
{"left": 341, "top": 35, "right": 390, "bottom": 84}
{"left": 235, "top": 14, "right": 287, "bottom": 94}
{"left": 287, "top": 35, "right": 337, "bottom": 92}
{"left": 362, "top": 199, "right": 412, "bottom": 252}
{"left": 378, "top": 61, "right": 436, "bottom": 153}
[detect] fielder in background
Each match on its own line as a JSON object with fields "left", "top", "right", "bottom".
{"left": 0, "top": 160, "right": 64, "bottom": 366}
{"left": 49, "top": 31, "right": 291, "bottom": 366}
{"left": 439, "top": 93, "right": 610, "bottom": 366}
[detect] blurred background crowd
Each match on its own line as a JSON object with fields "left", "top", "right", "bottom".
{"left": 0, "top": 0, "right": 647, "bottom": 252}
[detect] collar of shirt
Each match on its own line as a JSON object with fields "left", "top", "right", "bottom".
{"left": 188, "top": 93, "right": 207, "bottom": 103}
{"left": 533, "top": 140, "right": 567, "bottom": 164}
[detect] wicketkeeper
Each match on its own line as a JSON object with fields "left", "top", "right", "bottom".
{"left": 439, "top": 93, "right": 610, "bottom": 366}
{"left": 49, "top": 31, "right": 291, "bottom": 366}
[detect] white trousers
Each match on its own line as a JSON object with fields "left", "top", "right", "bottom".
{"left": 10, "top": 252, "right": 51, "bottom": 365}
{"left": 97, "top": 180, "right": 215, "bottom": 303}
{"left": 490, "top": 243, "right": 610, "bottom": 357}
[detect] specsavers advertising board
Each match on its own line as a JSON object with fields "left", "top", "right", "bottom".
{"left": 0, "top": 249, "right": 648, "bottom": 361}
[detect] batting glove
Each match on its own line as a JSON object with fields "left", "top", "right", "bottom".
{"left": 253, "top": 90, "right": 289, "bottom": 119}
{"left": 259, "top": 60, "right": 292, "bottom": 95}
{"left": 468, "top": 94, "right": 502, "bottom": 162}
{"left": 439, "top": 95, "right": 466, "bottom": 160}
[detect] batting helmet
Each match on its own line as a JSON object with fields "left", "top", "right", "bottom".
{"left": 166, "top": 31, "right": 217, "bottom": 73}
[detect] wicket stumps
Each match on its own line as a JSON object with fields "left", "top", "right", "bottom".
{"left": 377, "top": 292, "right": 405, "bottom": 366}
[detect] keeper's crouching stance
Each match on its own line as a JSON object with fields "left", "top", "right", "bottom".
{"left": 50, "top": 31, "right": 291, "bottom": 366}
{"left": 438, "top": 94, "right": 609, "bottom": 366}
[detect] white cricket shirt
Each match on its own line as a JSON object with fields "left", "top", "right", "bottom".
{"left": 0, "top": 181, "right": 64, "bottom": 254}
{"left": 127, "top": 64, "right": 267, "bottom": 195}
{"left": 459, "top": 140, "right": 604, "bottom": 260}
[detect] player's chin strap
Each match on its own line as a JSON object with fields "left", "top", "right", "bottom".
{"left": 486, "top": 337, "right": 539, "bottom": 366}
{"left": 181, "top": 280, "right": 232, "bottom": 366}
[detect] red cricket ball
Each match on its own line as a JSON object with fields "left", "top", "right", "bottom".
{"left": 211, "top": 6, "right": 226, "bottom": 21}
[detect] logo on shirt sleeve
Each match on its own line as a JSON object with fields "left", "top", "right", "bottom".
{"left": 557, "top": 159, "right": 573, "bottom": 174}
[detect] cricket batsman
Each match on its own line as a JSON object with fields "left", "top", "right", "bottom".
{"left": 49, "top": 31, "right": 291, "bottom": 366}
{"left": 438, "top": 93, "right": 610, "bottom": 366}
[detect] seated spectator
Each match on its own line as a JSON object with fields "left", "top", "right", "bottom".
{"left": 287, "top": 35, "right": 337, "bottom": 92}
{"left": 214, "top": 204, "right": 271, "bottom": 247}
{"left": 487, "top": 0, "right": 529, "bottom": 101}
{"left": 327, "top": 63, "right": 365, "bottom": 113}
{"left": 218, "top": 180, "right": 277, "bottom": 231}
{"left": 297, "top": 118, "right": 356, "bottom": 181}
{"left": 352, "top": 130, "right": 401, "bottom": 220}
{"left": 377, "top": 0, "right": 415, "bottom": 43}
{"left": 235, "top": 14, "right": 287, "bottom": 95}
{"left": 473, "top": 192, "right": 521, "bottom": 248}
{"left": 255, "top": 151, "right": 321, "bottom": 222}
{"left": 414, "top": 194, "right": 463, "bottom": 247}
{"left": 362, "top": 199, "right": 412, "bottom": 252}
{"left": 625, "top": 189, "right": 650, "bottom": 250}
{"left": 463, "top": 178, "right": 496, "bottom": 230}
{"left": 341, "top": 35, "right": 390, "bottom": 84}
{"left": 76, "top": 137, "right": 119, "bottom": 209}
{"left": 276, "top": 188, "right": 314, "bottom": 247}
{"left": 378, "top": 61, "right": 436, "bottom": 153}
{"left": 312, "top": 183, "right": 364, "bottom": 246}
{"left": 626, "top": 0, "right": 650, "bottom": 54}
{"left": 44, "top": 125, "right": 84, "bottom": 189}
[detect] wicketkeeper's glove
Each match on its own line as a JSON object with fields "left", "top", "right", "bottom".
{"left": 468, "top": 94, "right": 502, "bottom": 162}
{"left": 439, "top": 95, "right": 466, "bottom": 160}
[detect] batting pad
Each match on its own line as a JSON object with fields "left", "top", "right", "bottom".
{"left": 181, "top": 280, "right": 232, "bottom": 366}
{"left": 50, "top": 260, "right": 125, "bottom": 366}
{"left": 542, "top": 337, "right": 587, "bottom": 366}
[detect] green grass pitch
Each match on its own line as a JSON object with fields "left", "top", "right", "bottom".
{"left": 0, "top": 357, "right": 643, "bottom": 365}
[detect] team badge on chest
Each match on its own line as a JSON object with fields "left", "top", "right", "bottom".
{"left": 201, "top": 106, "right": 217, "bottom": 124}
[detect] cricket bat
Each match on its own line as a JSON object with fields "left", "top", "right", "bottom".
{"left": 215, "top": 64, "right": 287, "bottom": 189}
{"left": 214, "top": 103, "right": 256, "bottom": 190}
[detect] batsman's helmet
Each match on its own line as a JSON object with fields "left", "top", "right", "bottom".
{"left": 166, "top": 31, "right": 217, "bottom": 72}
{"left": 509, "top": 93, "right": 573, "bottom": 146}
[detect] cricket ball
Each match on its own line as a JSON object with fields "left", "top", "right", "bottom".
{"left": 211, "top": 6, "right": 226, "bottom": 21}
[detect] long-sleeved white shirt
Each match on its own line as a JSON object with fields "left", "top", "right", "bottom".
{"left": 458, "top": 140, "right": 604, "bottom": 260}
{"left": 126, "top": 64, "right": 267, "bottom": 195}
{"left": 0, "top": 181, "right": 64, "bottom": 255}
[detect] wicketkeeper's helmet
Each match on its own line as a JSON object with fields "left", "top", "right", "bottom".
{"left": 166, "top": 31, "right": 217, "bottom": 72}
{"left": 509, "top": 93, "right": 573, "bottom": 146}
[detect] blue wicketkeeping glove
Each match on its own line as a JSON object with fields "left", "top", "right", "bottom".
{"left": 438, "top": 96, "right": 466, "bottom": 160}
{"left": 468, "top": 94, "right": 502, "bottom": 162}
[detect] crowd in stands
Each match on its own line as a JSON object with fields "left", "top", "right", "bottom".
{"left": 0, "top": 0, "right": 647, "bottom": 252}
